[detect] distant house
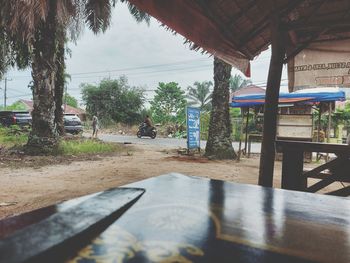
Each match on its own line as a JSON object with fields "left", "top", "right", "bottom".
{"left": 230, "top": 85, "right": 265, "bottom": 104}
{"left": 19, "top": 99, "right": 86, "bottom": 121}
{"left": 231, "top": 85, "right": 265, "bottom": 97}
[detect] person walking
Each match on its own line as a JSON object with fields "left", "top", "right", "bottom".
{"left": 92, "top": 115, "right": 99, "bottom": 138}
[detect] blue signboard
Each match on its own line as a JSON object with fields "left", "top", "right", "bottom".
{"left": 187, "top": 107, "right": 201, "bottom": 150}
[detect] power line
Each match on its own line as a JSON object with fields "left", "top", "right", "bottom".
{"left": 68, "top": 63, "right": 212, "bottom": 80}
{"left": 7, "top": 58, "right": 211, "bottom": 79}
{"left": 70, "top": 58, "right": 210, "bottom": 76}
{"left": 7, "top": 93, "right": 32, "bottom": 99}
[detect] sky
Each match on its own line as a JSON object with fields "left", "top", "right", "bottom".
{"left": 1, "top": 2, "right": 288, "bottom": 107}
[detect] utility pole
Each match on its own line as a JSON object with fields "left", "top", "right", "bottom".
{"left": 4, "top": 78, "right": 13, "bottom": 110}
{"left": 4, "top": 78, "right": 7, "bottom": 110}
{"left": 64, "top": 84, "right": 67, "bottom": 112}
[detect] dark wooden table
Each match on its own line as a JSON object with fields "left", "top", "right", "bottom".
{"left": 1, "top": 173, "right": 349, "bottom": 263}
{"left": 276, "top": 140, "right": 350, "bottom": 195}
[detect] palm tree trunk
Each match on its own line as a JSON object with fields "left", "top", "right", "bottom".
{"left": 27, "top": 0, "right": 58, "bottom": 154}
{"left": 205, "top": 57, "right": 236, "bottom": 159}
{"left": 55, "top": 28, "right": 66, "bottom": 136}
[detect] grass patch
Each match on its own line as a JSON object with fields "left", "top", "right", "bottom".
{"left": 57, "top": 139, "right": 121, "bottom": 155}
{"left": 0, "top": 127, "right": 28, "bottom": 147}
{"left": 0, "top": 127, "right": 122, "bottom": 156}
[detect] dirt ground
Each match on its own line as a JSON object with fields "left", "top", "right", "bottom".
{"left": 0, "top": 143, "right": 344, "bottom": 220}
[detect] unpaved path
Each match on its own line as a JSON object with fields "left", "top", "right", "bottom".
{"left": 0, "top": 144, "right": 343, "bottom": 219}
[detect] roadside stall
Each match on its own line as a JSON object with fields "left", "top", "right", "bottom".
{"left": 231, "top": 89, "right": 346, "bottom": 158}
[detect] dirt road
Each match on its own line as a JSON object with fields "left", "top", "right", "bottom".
{"left": 0, "top": 143, "right": 342, "bottom": 220}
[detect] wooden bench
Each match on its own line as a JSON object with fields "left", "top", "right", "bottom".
{"left": 276, "top": 140, "right": 350, "bottom": 196}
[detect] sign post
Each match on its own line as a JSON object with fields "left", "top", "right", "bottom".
{"left": 186, "top": 107, "right": 201, "bottom": 153}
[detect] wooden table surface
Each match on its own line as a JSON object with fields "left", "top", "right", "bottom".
{"left": 1, "top": 173, "right": 349, "bottom": 263}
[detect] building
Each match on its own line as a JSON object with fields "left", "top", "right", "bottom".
{"left": 19, "top": 99, "right": 86, "bottom": 121}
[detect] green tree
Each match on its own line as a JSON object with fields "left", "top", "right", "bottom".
{"left": 65, "top": 93, "right": 78, "bottom": 108}
{"left": 0, "top": 0, "right": 149, "bottom": 153}
{"left": 150, "top": 82, "right": 187, "bottom": 124}
{"left": 205, "top": 57, "right": 236, "bottom": 160}
{"left": 81, "top": 77, "right": 145, "bottom": 124}
{"left": 187, "top": 81, "right": 213, "bottom": 112}
{"left": 0, "top": 101, "right": 27, "bottom": 111}
{"left": 229, "top": 74, "right": 252, "bottom": 92}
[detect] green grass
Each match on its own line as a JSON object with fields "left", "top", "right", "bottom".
{"left": 0, "top": 127, "right": 121, "bottom": 156}
{"left": 57, "top": 139, "right": 121, "bottom": 155}
{"left": 0, "top": 127, "right": 28, "bottom": 147}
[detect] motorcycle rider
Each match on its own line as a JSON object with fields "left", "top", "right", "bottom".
{"left": 144, "top": 115, "right": 153, "bottom": 134}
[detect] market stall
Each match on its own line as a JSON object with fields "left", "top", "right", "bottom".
{"left": 231, "top": 89, "right": 346, "bottom": 158}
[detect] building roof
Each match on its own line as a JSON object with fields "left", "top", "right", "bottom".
{"left": 231, "top": 90, "right": 346, "bottom": 107}
{"left": 129, "top": 0, "right": 350, "bottom": 75}
{"left": 232, "top": 85, "right": 266, "bottom": 97}
{"left": 19, "top": 99, "right": 85, "bottom": 115}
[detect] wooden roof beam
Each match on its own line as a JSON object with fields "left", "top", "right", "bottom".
{"left": 227, "top": 0, "right": 258, "bottom": 27}
{"left": 284, "top": 29, "right": 328, "bottom": 63}
{"left": 286, "top": 0, "right": 326, "bottom": 46}
{"left": 311, "top": 35, "right": 350, "bottom": 43}
{"left": 196, "top": 0, "right": 254, "bottom": 59}
{"left": 285, "top": 3, "right": 350, "bottom": 62}
{"left": 286, "top": 19, "right": 350, "bottom": 31}
{"left": 237, "top": 0, "right": 308, "bottom": 49}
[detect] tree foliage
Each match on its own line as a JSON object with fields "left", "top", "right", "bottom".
{"left": 65, "top": 93, "right": 78, "bottom": 108}
{"left": 229, "top": 74, "right": 252, "bottom": 92}
{"left": 81, "top": 77, "right": 145, "bottom": 125}
{"left": 0, "top": 101, "right": 27, "bottom": 111}
{"left": 150, "top": 82, "right": 187, "bottom": 124}
{"left": 187, "top": 81, "right": 212, "bottom": 112}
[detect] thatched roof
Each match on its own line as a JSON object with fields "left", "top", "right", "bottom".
{"left": 128, "top": 0, "right": 350, "bottom": 75}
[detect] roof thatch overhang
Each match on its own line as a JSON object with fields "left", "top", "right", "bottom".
{"left": 128, "top": 0, "right": 350, "bottom": 75}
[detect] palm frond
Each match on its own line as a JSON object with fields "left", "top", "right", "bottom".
{"left": 120, "top": 0, "right": 150, "bottom": 25}
{"left": 84, "top": 0, "right": 112, "bottom": 34}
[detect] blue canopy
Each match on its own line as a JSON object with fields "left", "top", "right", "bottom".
{"left": 231, "top": 90, "right": 346, "bottom": 108}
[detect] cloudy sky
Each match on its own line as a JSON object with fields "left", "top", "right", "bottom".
{"left": 2, "top": 2, "right": 288, "bottom": 107}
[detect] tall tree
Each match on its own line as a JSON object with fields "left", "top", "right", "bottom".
{"left": 205, "top": 57, "right": 236, "bottom": 159}
{"left": 150, "top": 82, "right": 187, "bottom": 124}
{"left": 27, "top": 0, "right": 60, "bottom": 152}
{"left": 229, "top": 74, "right": 252, "bottom": 92}
{"left": 187, "top": 81, "right": 212, "bottom": 112}
{"left": 54, "top": 26, "right": 67, "bottom": 135}
{"left": 0, "top": 0, "right": 149, "bottom": 153}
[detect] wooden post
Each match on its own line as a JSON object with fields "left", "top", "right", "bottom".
{"left": 237, "top": 109, "right": 244, "bottom": 160}
{"left": 317, "top": 104, "right": 321, "bottom": 142}
{"left": 244, "top": 107, "right": 250, "bottom": 154}
{"left": 326, "top": 102, "right": 332, "bottom": 161}
{"left": 258, "top": 18, "right": 286, "bottom": 187}
{"left": 317, "top": 104, "right": 321, "bottom": 160}
{"left": 281, "top": 149, "right": 306, "bottom": 191}
{"left": 327, "top": 102, "right": 332, "bottom": 143}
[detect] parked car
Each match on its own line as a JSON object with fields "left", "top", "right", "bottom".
{"left": 0, "top": 111, "right": 32, "bottom": 127}
{"left": 64, "top": 114, "right": 83, "bottom": 134}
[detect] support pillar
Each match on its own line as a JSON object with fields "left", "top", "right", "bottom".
{"left": 244, "top": 108, "right": 250, "bottom": 153}
{"left": 258, "top": 18, "right": 286, "bottom": 187}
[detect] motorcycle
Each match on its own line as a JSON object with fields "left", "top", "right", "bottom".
{"left": 137, "top": 122, "right": 157, "bottom": 139}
